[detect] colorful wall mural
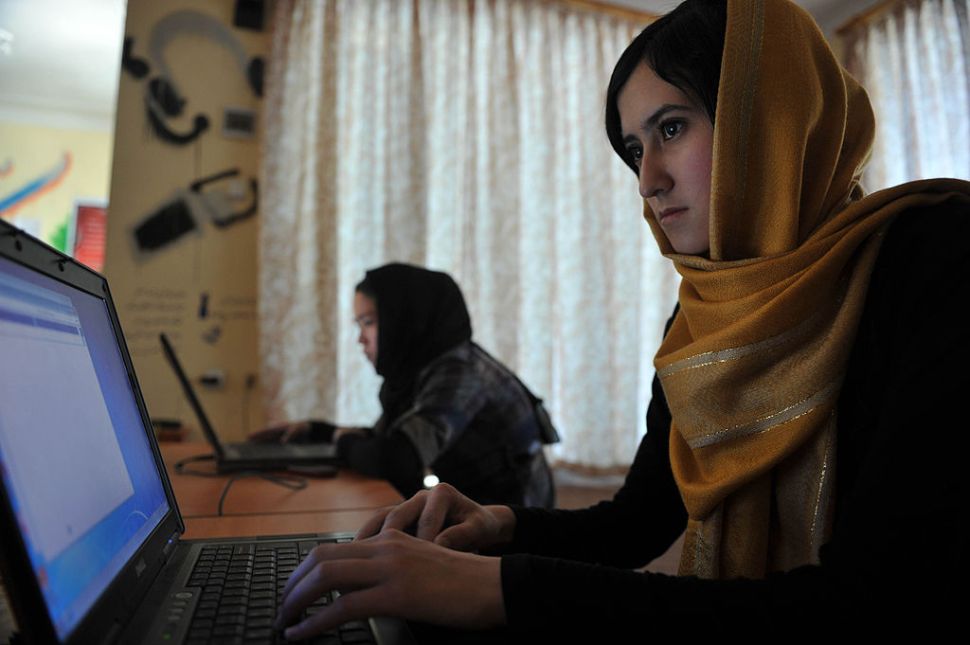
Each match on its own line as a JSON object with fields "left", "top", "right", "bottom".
{"left": 0, "top": 121, "right": 113, "bottom": 269}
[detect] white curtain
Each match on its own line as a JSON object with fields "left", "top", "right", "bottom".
{"left": 844, "top": 0, "right": 970, "bottom": 190}
{"left": 259, "top": 0, "right": 679, "bottom": 469}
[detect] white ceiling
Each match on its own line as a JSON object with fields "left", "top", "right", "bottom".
{"left": 0, "top": 0, "right": 879, "bottom": 133}
{"left": 0, "top": 0, "right": 126, "bottom": 131}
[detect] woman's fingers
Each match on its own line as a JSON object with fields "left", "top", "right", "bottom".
{"left": 433, "top": 520, "right": 479, "bottom": 551}
{"left": 379, "top": 491, "right": 431, "bottom": 533}
{"left": 276, "top": 529, "right": 506, "bottom": 639}
{"left": 250, "top": 421, "right": 307, "bottom": 444}
{"left": 247, "top": 426, "right": 283, "bottom": 443}
{"left": 373, "top": 483, "right": 487, "bottom": 546}
{"left": 283, "top": 587, "right": 386, "bottom": 641}
{"left": 415, "top": 484, "right": 463, "bottom": 542}
{"left": 279, "top": 421, "right": 309, "bottom": 444}
{"left": 279, "top": 540, "right": 369, "bottom": 604}
{"left": 277, "top": 555, "right": 377, "bottom": 630}
{"left": 278, "top": 545, "right": 319, "bottom": 604}
{"left": 435, "top": 503, "right": 514, "bottom": 552}
{"left": 355, "top": 506, "right": 395, "bottom": 540}
{"left": 355, "top": 484, "right": 490, "bottom": 548}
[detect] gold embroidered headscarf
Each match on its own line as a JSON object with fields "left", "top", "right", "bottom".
{"left": 647, "top": 0, "right": 970, "bottom": 578}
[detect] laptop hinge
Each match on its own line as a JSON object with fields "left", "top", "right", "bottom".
{"left": 162, "top": 531, "right": 180, "bottom": 559}
{"left": 103, "top": 621, "right": 123, "bottom": 644}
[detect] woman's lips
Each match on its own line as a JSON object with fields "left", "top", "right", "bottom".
{"left": 658, "top": 207, "right": 687, "bottom": 223}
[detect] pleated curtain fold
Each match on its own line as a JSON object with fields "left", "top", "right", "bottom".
{"left": 259, "top": 0, "right": 678, "bottom": 469}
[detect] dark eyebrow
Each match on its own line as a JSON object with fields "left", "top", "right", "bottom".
{"left": 621, "top": 103, "right": 693, "bottom": 147}
{"left": 621, "top": 133, "right": 640, "bottom": 148}
{"left": 640, "top": 103, "right": 692, "bottom": 132}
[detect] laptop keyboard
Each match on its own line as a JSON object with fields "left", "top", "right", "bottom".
{"left": 181, "top": 539, "right": 375, "bottom": 645}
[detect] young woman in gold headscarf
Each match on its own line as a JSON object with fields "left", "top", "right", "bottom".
{"left": 274, "top": 0, "right": 970, "bottom": 640}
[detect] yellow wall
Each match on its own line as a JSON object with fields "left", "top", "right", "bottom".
{"left": 105, "top": 0, "right": 270, "bottom": 441}
{"left": 0, "top": 121, "right": 112, "bottom": 250}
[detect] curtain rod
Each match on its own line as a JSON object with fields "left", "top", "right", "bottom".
{"left": 836, "top": 0, "right": 905, "bottom": 35}
{"left": 541, "top": 0, "right": 658, "bottom": 24}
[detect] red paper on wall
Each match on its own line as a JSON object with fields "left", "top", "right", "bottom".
{"left": 73, "top": 203, "right": 107, "bottom": 272}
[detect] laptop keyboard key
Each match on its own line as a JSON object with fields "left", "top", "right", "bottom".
{"left": 247, "top": 627, "right": 275, "bottom": 639}
{"left": 216, "top": 614, "right": 246, "bottom": 626}
{"left": 209, "top": 637, "right": 245, "bottom": 645}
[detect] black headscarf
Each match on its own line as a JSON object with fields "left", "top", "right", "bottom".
{"left": 358, "top": 263, "right": 472, "bottom": 424}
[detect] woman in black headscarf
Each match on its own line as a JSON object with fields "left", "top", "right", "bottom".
{"left": 258, "top": 263, "right": 555, "bottom": 508}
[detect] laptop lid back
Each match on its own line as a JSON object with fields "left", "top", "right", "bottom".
{"left": 0, "top": 221, "right": 183, "bottom": 643}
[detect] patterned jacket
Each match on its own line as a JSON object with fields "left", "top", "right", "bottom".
{"left": 339, "top": 341, "right": 555, "bottom": 507}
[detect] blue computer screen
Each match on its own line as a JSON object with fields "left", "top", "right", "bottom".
{"left": 0, "top": 255, "right": 169, "bottom": 639}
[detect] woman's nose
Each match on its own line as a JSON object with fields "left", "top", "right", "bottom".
{"left": 638, "top": 153, "right": 670, "bottom": 199}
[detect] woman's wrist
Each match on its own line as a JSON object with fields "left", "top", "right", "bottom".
{"left": 485, "top": 505, "right": 517, "bottom": 547}
{"left": 463, "top": 553, "right": 506, "bottom": 628}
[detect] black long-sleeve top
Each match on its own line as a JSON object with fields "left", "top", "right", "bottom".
{"left": 499, "top": 205, "right": 970, "bottom": 639}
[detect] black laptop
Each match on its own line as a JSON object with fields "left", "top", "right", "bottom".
{"left": 0, "top": 221, "right": 415, "bottom": 643}
{"left": 159, "top": 333, "right": 338, "bottom": 473}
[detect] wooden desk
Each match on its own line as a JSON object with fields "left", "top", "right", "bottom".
{"left": 159, "top": 442, "right": 402, "bottom": 539}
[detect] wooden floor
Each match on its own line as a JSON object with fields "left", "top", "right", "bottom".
{"left": 555, "top": 482, "right": 683, "bottom": 575}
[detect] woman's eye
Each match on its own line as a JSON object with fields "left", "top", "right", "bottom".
{"left": 626, "top": 145, "right": 643, "bottom": 165}
{"left": 660, "top": 120, "right": 684, "bottom": 140}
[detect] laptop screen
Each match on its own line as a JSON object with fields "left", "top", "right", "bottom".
{"left": 0, "top": 255, "right": 169, "bottom": 640}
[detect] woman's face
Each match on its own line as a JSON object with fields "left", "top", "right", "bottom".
{"left": 353, "top": 291, "right": 378, "bottom": 366}
{"left": 617, "top": 62, "right": 714, "bottom": 255}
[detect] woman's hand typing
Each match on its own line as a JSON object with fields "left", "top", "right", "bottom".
{"left": 356, "top": 483, "right": 517, "bottom": 552}
{"left": 247, "top": 421, "right": 312, "bottom": 444}
{"left": 275, "top": 529, "right": 505, "bottom": 640}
